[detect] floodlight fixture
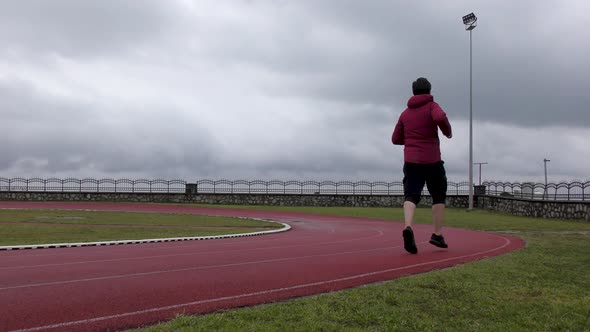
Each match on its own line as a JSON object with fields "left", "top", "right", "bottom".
{"left": 462, "top": 12, "right": 477, "bottom": 30}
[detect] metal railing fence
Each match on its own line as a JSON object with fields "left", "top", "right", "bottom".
{"left": 1, "top": 178, "right": 588, "bottom": 201}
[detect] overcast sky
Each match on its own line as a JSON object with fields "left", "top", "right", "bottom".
{"left": 1, "top": 0, "right": 589, "bottom": 183}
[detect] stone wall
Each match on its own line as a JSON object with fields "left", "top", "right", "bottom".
{"left": 0, "top": 192, "right": 188, "bottom": 203}
{"left": 0, "top": 191, "right": 469, "bottom": 208}
{"left": 0, "top": 191, "right": 587, "bottom": 221}
{"left": 478, "top": 195, "right": 589, "bottom": 221}
{"left": 185, "top": 193, "right": 470, "bottom": 208}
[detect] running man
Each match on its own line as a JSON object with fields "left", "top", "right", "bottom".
{"left": 392, "top": 77, "right": 452, "bottom": 254}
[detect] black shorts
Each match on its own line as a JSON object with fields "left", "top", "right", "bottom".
{"left": 403, "top": 161, "right": 447, "bottom": 205}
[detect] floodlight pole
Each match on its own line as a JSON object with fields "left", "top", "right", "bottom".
{"left": 468, "top": 28, "right": 474, "bottom": 209}
{"left": 462, "top": 13, "right": 477, "bottom": 210}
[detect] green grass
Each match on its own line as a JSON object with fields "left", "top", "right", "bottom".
{"left": 133, "top": 206, "right": 590, "bottom": 332}
{"left": 0, "top": 209, "right": 282, "bottom": 246}
{"left": 189, "top": 204, "right": 590, "bottom": 232}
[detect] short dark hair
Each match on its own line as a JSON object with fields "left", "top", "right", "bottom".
{"left": 412, "top": 77, "right": 431, "bottom": 95}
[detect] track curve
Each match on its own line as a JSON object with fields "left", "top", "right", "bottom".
{"left": 0, "top": 202, "right": 524, "bottom": 332}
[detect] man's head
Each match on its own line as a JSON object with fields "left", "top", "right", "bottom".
{"left": 412, "top": 77, "right": 431, "bottom": 95}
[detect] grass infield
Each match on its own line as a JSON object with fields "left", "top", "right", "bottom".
{"left": 0, "top": 209, "right": 282, "bottom": 246}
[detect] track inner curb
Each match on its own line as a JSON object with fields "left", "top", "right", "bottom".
{"left": 0, "top": 217, "right": 290, "bottom": 251}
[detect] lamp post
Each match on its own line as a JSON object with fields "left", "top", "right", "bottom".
{"left": 462, "top": 12, "right": 477, "bottom": 210}
{"left": 474, "top": 162, "right": 488, "bottom": 185}
{"left": 543, "top": 158, "right": 550, "bottom": 199}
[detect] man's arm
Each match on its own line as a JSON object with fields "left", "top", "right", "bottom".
{"left": 431, "top": 103, "right": 452, "bottom": 138}
{"left": 392, "top": 118, "right": 404, "bottom": 145}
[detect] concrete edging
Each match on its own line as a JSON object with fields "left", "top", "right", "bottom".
{"left": 0, "top": 219, "right": 291, "bottom": 251}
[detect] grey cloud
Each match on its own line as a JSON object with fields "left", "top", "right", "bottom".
{"left": 199, "top": 1, "right": 589, "bottom": 127}
{"left": 1, "top": 0, "right": 588, "bottom": 181}
{"left": 0, "top": 79, "right": 95, "bottom": 123}
{"left": 0, "top": 0, "right": 178, "bottom": 57}
{"left": 0, "top": 82, "right": 218, "bottom": 177}
{"left": 220, "top": 147, "right": 397, "bottom": 181}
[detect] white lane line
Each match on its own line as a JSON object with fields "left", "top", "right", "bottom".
{"left": 0, "top": 240, "right": 412, "bottom": 291}
{"left": 0, "top": 230, "right": 386, "bottom": 270}
{"left": 8, "top": 236, "right": 512, "bottom": 332}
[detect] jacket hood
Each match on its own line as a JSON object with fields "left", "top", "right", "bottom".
{"left": 407, "top": 94, "right": 433, "bottom": 108}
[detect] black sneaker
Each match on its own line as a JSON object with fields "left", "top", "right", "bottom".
{"left": 429, "top": 233, "right": 448, "bottom": 248}
{"left": 402, "top": 226, "right": 418, "bottom": 254}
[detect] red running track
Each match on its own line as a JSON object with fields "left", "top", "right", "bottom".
{"left": 0, "top": 202, "right": 525, "bottom": 332}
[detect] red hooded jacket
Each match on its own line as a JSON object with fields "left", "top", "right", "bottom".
{"left": 392, "top": 94, "right": 452, "bottom": 164}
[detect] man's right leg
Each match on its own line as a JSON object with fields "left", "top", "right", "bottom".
{"left": 429, "top": 204, "right": 448, "bottom": 248}
{"left": 426, "top": 161, "right": 448, "bottom": 248}
{"left": 402, "top": 163, "right": 424, "bottom": 254}
{"left": 432, "top": 203, "right": 445, "bottom": 235}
